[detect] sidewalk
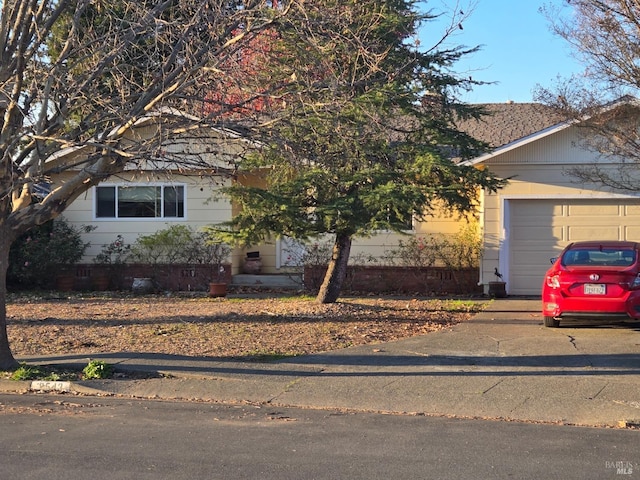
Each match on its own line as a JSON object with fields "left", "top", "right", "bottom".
{"left": 7, "top": 298, "right": 640, "bottom": 428}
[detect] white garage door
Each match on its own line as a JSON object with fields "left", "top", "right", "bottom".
{"left": 508, "top": 198, "right": 640, "bottom": 295}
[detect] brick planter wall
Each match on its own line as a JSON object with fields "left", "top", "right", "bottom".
{"left": 304, "top": 265, "right": 482, "bottom": 295}
{"left": 66, "top": 264, "right": 232, "bottom": 292}
{"left": 47, "top": 264, "right": 480, "bottom": 295}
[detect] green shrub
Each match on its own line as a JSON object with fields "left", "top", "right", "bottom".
{"left": 8, "top": 217, "right": 94, "bottom": 288}
{"left": 82, "top": 360, "right": 113, "bottom": 379}
{"left": 130, "top": 225, "right": 230, "bottom": 265}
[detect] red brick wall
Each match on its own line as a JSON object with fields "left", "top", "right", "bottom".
{"left": 69, "top": 263, "right": 231, "bottom": 292}
{"left": 304, "top": 265, "right": 482, "bottom": 295}
{"left": 57, "top": 264, "right": 480, "bottom": 295}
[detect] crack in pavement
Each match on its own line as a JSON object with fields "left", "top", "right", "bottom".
{"left": 589, "top": 384, "right": 607, "bottom": 400}
{"left": 481, "top": 377, "right": 508, "bottom": 395}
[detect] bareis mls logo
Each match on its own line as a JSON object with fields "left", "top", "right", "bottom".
{"left": 605, "top": 461, "right": 634, "bottom": 475}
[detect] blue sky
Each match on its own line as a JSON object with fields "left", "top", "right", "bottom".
{"left": 418, "top": 0, "right": 584, "bottom": 104}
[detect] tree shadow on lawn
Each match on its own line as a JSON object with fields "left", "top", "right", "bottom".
{"left": 7, "top": 299, "right": 481, "bottom": 327}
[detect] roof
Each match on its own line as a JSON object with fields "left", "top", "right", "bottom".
{"left": 456, "top": 102, "right": 565, "bottom": 149}
{"left": 43, "top": 108, "right": 251, "bottom": 171}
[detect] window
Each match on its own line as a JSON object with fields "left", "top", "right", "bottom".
{"left": 386, "top": 208, "right": 414, "bottom": 231}
{"left": 95, "top": 185, "right": 185, "bottom": 219}
{"left": 562, "top": 248, "right": 636, "bottom": 267}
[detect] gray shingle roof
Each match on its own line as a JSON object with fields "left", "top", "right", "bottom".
{"left": 456, "top": 102, "right": 565, "bottom": 149}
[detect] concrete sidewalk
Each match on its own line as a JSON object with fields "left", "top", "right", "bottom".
{"left": 7, "top": 298, "right": 640, "bottom": 428}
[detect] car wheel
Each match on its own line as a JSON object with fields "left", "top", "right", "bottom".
{"left": 544, "top": 316, "right": 560, "bottom": 327}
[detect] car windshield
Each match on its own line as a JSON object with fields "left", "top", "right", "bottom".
{"left": 562, "top": 248, "right": 636, "bottom": 267}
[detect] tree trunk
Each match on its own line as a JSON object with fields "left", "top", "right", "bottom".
{"left": 0, "top": 232, "right": 18, "bottom": 370}
{"left": 316, "top": 233, "right": 352, "bottom": 304}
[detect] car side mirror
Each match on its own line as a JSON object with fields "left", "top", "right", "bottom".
{"left": 550, "top": 257, "right": 557, "bottom": 264}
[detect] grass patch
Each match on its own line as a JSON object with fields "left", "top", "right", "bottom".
{"left": 442, "top": 299, "right": 486, "bottom": 312}
{"left": 1, "top": 360, "right": 115, "bottom": 381}
{"left": 273, "top": 295, "right": 316, "bottom": 302}
{"left": 2, "top": 363, "right": 80, "bottom": 381}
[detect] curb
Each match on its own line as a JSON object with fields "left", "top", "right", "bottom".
{"left": 0, "top": 378, "right": 111, "bottom": 396}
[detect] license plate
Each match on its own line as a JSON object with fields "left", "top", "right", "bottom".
{"left": 584, "top": 283, "right": 606, "bottom": 295}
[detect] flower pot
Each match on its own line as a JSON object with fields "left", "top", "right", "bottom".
{"left": 488, "top": 281, "right": 507, "bottom": 298}
{"left": 209, "top": 282, "right": 227, "bottom": 298}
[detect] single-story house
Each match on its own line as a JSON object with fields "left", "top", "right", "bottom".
{"left": 55, "top": 110, "right": 468, "bottom": 283}
{"left": 56, "top": 100, "right": 640, "bottom": 295}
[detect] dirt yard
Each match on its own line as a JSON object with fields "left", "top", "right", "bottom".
{"left": 6, "top": 293, "right": 486, "bottom": 360}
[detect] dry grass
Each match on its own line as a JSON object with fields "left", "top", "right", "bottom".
{"left": 6, "top": 292, "right": 486, "bottom": 361}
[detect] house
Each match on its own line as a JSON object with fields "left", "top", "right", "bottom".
{"left": 57, "top": 100, "right": 640, "bottom": 295}
{"left": 459, "top": 100, "right": 640, "bottom": 296}
{"left": 57, "top": 110, "right": 470, "bottom": 285}
{"left": 47, "top": 111, "right": 244, "bottom": 276}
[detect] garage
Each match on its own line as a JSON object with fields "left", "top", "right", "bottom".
{"left": 507, "top": 198, "right": 640, "bottom": 295}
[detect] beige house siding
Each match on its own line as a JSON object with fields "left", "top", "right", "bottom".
{"left": 58, "top": 172, "right": 232, "bottom": 263}
{"left": 349, "top": 209, "right": 475, "bottom": 262}
{"left": 480, "top": 125, "right": 640, "bottom": 295}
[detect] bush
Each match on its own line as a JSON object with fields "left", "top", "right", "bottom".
{"left": 130, "top": 225, "right": 231, "bottom": 283}
{"left": 130, "top": 225, "right": 229, "bottom": 265}
{"left": 82, "top": 360, "right": 113, "bottom": 379}
{"left": 382, "top": 224, "right": 482, "bottom": 269}
{"left": 301, "top": 241, "right": 333, "bottom": 267}
{"left": 8, "top": 217, "right": 94, "bottom": 288}
{"left": 283, "top": 239, "right": 376, "bottom": 268}
{"left": 95, "top": 234, "right": 131, "bottom": 265}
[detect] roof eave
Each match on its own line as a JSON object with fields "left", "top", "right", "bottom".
{"left": 462, "top": 120, "right": 573, "bottom": 166}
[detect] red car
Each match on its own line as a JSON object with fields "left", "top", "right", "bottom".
{"left": 542, "top": 241, "right": 640, "bottom": 327}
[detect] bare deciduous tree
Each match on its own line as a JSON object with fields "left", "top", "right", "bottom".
{"left": 536, "top": 0, "right": 640, "bottom": 189}
{"left": 0, "top": 0, "right": 295, "bottom": 369}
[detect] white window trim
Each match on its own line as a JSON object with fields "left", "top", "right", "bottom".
{"left": 93, "top": 182, "right": 188, "bottom": 221}
{"left": 375, "top": 211, "right": 415, "bottom": 233}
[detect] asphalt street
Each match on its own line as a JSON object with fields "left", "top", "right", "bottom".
{"left": 1, "top": 393, "right": 638, "bottom": 480}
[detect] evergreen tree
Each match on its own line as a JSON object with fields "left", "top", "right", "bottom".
{"left": 220, "top": 0, "right": 505, "bottom": 303}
